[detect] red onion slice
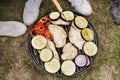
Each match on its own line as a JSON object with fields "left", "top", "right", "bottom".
{"left": 75, "top": 54, "right": 87, "bottom": 67}
{"left": 86, "top": 56, "right": 90, "bottom": 66}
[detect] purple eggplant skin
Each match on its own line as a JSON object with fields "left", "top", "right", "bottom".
{"left": 112, "top": 0, "right": 120, "bottom": 25}
{"left": 74, "top": 54, "right": 88, "bottom": 67}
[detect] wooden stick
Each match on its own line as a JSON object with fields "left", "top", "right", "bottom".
{"left": 52, "top": 0, "right": 63, "bottom": 13}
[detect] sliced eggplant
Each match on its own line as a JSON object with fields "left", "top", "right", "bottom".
{"left": 48, "top": 24, "right": 67, "bottom": 48}
{"left": 47, "top": 40, "right": 60, "bottom": 60}
{"left": 31, "top": 35, "right": 47, "bottom": 50}
{"left": 81, "top": 28, "right": 94, "bottom": 41}
{"left": 61, "top": 60, "right": 76, "bottom": 76}
{"left": 69, "top": 23, "right": 86, "bottom": 50}
{"left": 51, "top": 18, "right": 69, "bottom": 25}
{"left": 74, "top": 16, "right": 88, "bottom": 29}
{"left": 61, "top": 11, "right": 74, "bottom": 21}
{"left": 49, "top": 12, "right": 60, "bottom": 20}
{"left": 39, "top": 48, "right": 53, "bottom": 62}
{"left": 83, "top": 42, "right": 98, "bottom": 56}
{"left": 61, "top": 43, "right": 78, "bottom": 60}
{"left": 75, "top": 54, "right": 87, "bottom": 67}
{"left": 44, "top": 58, "right": 60, "bottom": 73}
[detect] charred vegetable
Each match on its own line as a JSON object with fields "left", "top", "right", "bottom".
{"left": 30, "top": 17, "right": 53, "bottom": 40}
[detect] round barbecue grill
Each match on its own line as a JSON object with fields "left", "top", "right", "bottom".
{"left": 28, "top": 11, "right": 99, "bottom": 77}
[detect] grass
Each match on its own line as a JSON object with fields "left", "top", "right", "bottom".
{"left": 0, "top": 0, "right": 120, "bottom": 80}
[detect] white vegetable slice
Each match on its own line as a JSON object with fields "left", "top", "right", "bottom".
{"left": 61, "top": 60, "right": 76, "bottom": 76}
{"left": 61, "top": 43, "right": 78, "bottom": 60}
{"left": 49, "top": 12, "right": 60, "bottom": 20}
{"left": 75, "top": 16, "right": 88, "bottom": 29}
{"left": 31, "top": 35, "right": 47, "bottom": 50}
{"left": 81, "top": 28, "right": 94, "bottom": 41}
{"left": 44, "top": 58, "right": 60, "bottom": 73}
{"left": 51, "top": 18, "right": 69, "bottom": 25}
{"left": 47, "top": 40, "right": 60, "bottom": 60}
{"left": 61, "top": 11, "right": 74, "bottom": 21}
{"left": 39, "top": 48, "right": 53, "bottom": 62}
{"left": 83, "top": 42, "right": 98, "bottom": 56}
{"left": 69, "top": 23, "right": 86, "bottom": 49}
{"left": 48, "top": 25, "right": 67, "bottom": 48}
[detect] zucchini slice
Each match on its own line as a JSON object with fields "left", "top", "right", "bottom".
{"left": 61, "top": 11, "right": 74, "bottom": 21}
{"left": 31, "top": 35, "right": 47, "bottom": 50}
{"left": 81, "top": 28, "right": 94, "bottom": 41}
{"left": 39, "top": 48, "right": 53, "bottom": 62}
{"left": 74, "top": 16, "right": 88, "bottom": 29}
{"left": 49, "top": 12, "right": 60, "bottom": 20}
{"left": 83, "top": 42, "right": 98, "bottom": 56}
{"left": 61, "top": 60, "right": 76, "bottom": 76}
{"left": 44, "top": 58, "right": 60, "bottom": 73}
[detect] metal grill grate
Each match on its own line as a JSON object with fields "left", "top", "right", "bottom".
{"left": 28, "top": 12, "right": 99, "bottom": 77}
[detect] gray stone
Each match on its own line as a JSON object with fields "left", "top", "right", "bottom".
{"left": 68, "top": 0, "right": 93, "bottom": 16}
{"left": 0, "top": 21, "right": 27, "bottom": 37}
{"left": 23, "top": 0, "right": 42, "bottom": 26}
{"left": 112, "top": 0, "right": 120, "bottom": 25}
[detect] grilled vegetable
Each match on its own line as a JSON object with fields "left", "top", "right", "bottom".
{"left": 44, "top": 30, "right": 53, "bottom": 40}
{"left": 39, "top": 48, "right": 53, "bottom": 62}
{"left": 30, "top": 17, "right": 53, "bottom": 40}
{"left": 49, "top": 12, "right": 60, "bottom": 20}
{"left": 86, "top": 56, "right": 90, "bottom": 66}
{"left": 83, "top": 42, "right": 98, "bottom": 56}
{"left": 81, "top": 28, "right": 94, "bottom": 41}
{"left": 69, "top": 24, "right": 86, "bottom": 49}
{"left": 61, "top": 60, "right": 76, "bottom": 76}
{"left": 31, "top": 35, "right": 47, "bottom": 50}
{"left": 44, "top": 58, "right": 60, "bottom": 73}
{"left": 75, "top": 54, "right": 87, "bottom": 67}
{"left": 61, "top": 43, "right": 78, "bottom": 60}
{"left": 48, "top": 24, "right": 67, "bottom": 48}
{"left": 61, "top": 11, "right": 74, "bottom": 21}
{"left": 47, "top": 40, "right": 60, "bottom": 60}
{"left": 74, "top": 16, "right": 88, "bottom": 29}
{"left": 51, "top": 18, "right": 69, "bottom": 25}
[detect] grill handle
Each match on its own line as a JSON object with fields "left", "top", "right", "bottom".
{"left": 52, "top": 0, "right": 63, "bottom": 13}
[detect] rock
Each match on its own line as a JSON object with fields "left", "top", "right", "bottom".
{"left": 23, "top": 0, "right": 42, "bottom": 26}
{"left": 68, "top": 0, "right": 93, "bottom": 16}
{"left": 112, "top": 0, "right": 120, "bottom": 25}
{"left": 0, "top": 21, "right": 27, "bottom": 37}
